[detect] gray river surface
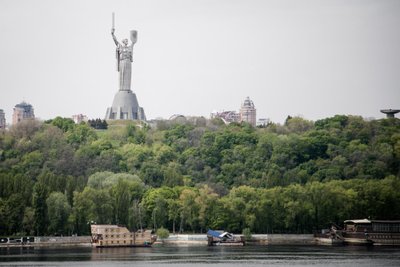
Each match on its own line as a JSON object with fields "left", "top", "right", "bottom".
{"left": 0, "top": 245, "right": 399, "bottom": 267}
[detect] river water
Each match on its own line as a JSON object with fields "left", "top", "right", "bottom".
{"left": 0, "top": 245, "right": 399, "bottom": 266}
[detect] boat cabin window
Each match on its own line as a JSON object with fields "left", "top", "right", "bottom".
{"left": 345, "top": 223, "right": 371, "bottom": 232}
{"left": 373, "top": 223, "right": 400, "bottom": 233}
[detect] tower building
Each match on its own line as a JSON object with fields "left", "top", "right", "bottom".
{"left": 12, "top": 101, "right": 35, "bottom": 124}
{"left": 0, "top": 109, "right": 5, "bottom": 129}
{"left": 240, "top": 97, "right": 256, "bottom": 127}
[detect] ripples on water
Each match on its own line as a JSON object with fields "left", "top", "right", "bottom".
{"left": 0, "top": 245, "right": 399, "bottom": 267}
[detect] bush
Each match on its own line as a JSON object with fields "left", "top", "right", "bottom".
{"left": 242, "top": 228, "right": 252, "bottom": 241}
{"left": 156, "top": 227, "right": 170, "bottom": 240}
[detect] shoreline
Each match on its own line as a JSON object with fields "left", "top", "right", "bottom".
{"left": 0, "top": 234, "right": 315, "bottom": 248}
{"left": 155, "top": 234, "right": 315, "bottom": 246}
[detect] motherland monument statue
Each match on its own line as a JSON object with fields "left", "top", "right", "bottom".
{"left": 105, "top": 13, "right": 146, "bottom": 121}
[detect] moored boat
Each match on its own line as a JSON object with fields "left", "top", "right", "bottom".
{"left": 314, "top": 225, "right": 345, "bottom": 245}
{"left": 91, "top": 224, "right": 156, "bottom": 248}
{"left": 342, "top": 219, "right": 400, "bottom": 245}
{"left": 207, "top": 229, "right": 245, "bottom": 246}
{"left": 315, "top": 219, "right": 400, "bottom": 246}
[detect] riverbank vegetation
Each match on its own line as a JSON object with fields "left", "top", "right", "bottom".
{"left": 0, "top": 115, "right": 399, "bottom": 236}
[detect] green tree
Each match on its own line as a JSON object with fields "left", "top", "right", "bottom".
{"left": 113, "top": 179, "right": 131, "bottom": 226}
{"left": 242, "top": 227, "right": 252, "bottom": 241}
{"left": 120, "top": 143, "right": 153, "bottom": 171}
{"left": 141, "top": 187, "right": 176, "bottom": 229}
{"left": 66, "top": 123, "right": 97, "bottom": 147}
{"left": 129, "top": 199, "right": 144, "bottom": 231}
{"left": 48, "top": 117, "right": 75, "bottom": 132}
{"left": 156, "top": 227, "right": 170, "bottom": 242}
{"left": 167, "top": 198, "right": 180, "bottom": 234}
{"left": 33, "top": 182, "right": 49, "bottom": 235}
{"left": 140, "top": 161, "right": 164, "bottom": 187}
{"left": 46, "top": 192, "right": 71, "bottom": 235}
{"left": 179, "top": 188, "right": 199, "bottom": 232}
{"left": 22, "top": 207, "right": 35, "bottom": 235}
{"left": 9, "top": 119, "right": 42, "bottom": 140}
{"left": 2, "top": 193, "right": 25, "bottom": 235}
{"left": 221, "top": 186, "right": 259, "bottom": 232}
{"left": 285, "top": 116, "right": 313, "bottom": 133}
{"left": 196, "top": 185, "right": 218, "bottom": 233}
{"left": 72, "top": 187, "right": 114, "bottom": 235}
{"left": 163, "top": 162, "right": 184, "bottom": 187}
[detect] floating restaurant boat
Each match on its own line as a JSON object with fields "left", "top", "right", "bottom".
{"left": 315, "top": 219, "right": 400, "bottom": 245}
{"left": 91, "top": 224, "right": 156, "bottom": 248}
{"left": 342, "top": 219, "right": 400, "bottom": 245}
{"left": 207, "top": 229, "right": 245, "bottom": 246}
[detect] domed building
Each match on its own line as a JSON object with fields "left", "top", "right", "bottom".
{"left": 12, "top": 101, "right": 35, "bottom": 124}
{"left": 240, "top": 97, "right": 256, "bottom": 127}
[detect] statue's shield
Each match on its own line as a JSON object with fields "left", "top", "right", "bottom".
{"left": 130, "top": 30, "right": 138, "bottom": 44}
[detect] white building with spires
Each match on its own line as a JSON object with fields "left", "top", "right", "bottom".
{"left": 211, "top": 97, "right": 257, "bottom": 127}
{"left": 240, "top": 97, "right": 256, "bottom": 127}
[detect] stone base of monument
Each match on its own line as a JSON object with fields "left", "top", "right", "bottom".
{"left": 105, "top": 90, "right": 145, "bottom": 121}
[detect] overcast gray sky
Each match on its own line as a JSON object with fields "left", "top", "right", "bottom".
{"left": 0, "top": 0, "right": 399, "bottom": 124}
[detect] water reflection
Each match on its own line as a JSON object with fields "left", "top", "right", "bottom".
{"left": 0, "top": 245, "right": 399, "bottom": 267}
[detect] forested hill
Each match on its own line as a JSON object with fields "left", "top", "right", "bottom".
{"left": 0, "top": 115, "right": 399, "bottom": 236}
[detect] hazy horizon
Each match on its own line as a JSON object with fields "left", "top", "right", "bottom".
{"left": 1, "top": 0, "right": 399, "bottom": 124}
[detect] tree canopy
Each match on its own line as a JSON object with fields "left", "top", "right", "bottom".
{"left": 0, "top": 116, "right": 399, "bottom": 236}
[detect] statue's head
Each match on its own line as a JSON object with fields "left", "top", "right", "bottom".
{"left": 122, "top": 39, "right": 129, "bottom": 46}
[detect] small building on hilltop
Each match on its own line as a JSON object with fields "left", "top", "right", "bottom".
{"left": 0, "top": 109, "right": 6, "bottom": 129}
{"left": 72, "top": 114, "right": 88, "bottom": 124}
{"left": 12, "top": 101, "right": 35, "bottom": 124}
{"left": 211, "top": 97, "right": 257, "bottom": 127}
{"left": 240, "top": 97, "right": 257, "bottom": 127}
